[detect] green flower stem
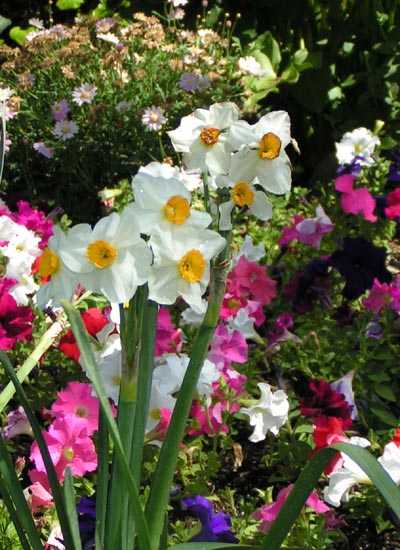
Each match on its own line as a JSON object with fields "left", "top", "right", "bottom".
{"left": 62, "top": 301, "right": 152, "bottom": 550}
{"left": 0, "top": 316, "right": 67, "bottom": 413}
{"left": 145, "top": 248, "right": 231, "bottom": 549}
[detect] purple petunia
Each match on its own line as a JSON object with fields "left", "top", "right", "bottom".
{"left": 182, "top": 495, "right": 238, "bottom": 543}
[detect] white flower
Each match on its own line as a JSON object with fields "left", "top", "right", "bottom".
{"left": 60, "top": 206, "right": 152, "bottom": 304}
{"left": 238, "top": 56, "right": 266, "bottom": 77}
{"left": 0, "top": 87, "right": 13, "bottom": 102}
{"left": 81, "top": 324, "right": 122, "bottom": 404}
{"left": 217, "top": 176, "right": 273, "bottom": 230}
{"left": 97, "top": 32, "right": 120, "bottom": 44}
{"left": 115, "top": 100, "right": 132, "bottom": 113}
{"left": 335, "top": 127, "right": 380, "bottom": 167}
{"left": 323, "top": 437, "right": 372, "bottom": 507}
{"left": 53, "top": 120, "right": 79, "bottom": 140}
{"left": 227, "top": 110, "right": 292, "bottom": 195}
{"left": 168, "top": 102, "right": 239, "bottom": 175}
{"left": 35, "top": 226, "right": 80, "bottom": 308}
{"left": 141, "top": 106, "right": 168, "bottom": 131}
{"left": 72, "top": 83, "right": 97, "bottom": 106}
{"left": 228, "top": 308, "right": 262, "bottom": 343}
{"left": 130, "top": 163, "right": 211, "bottom": 234}
{"left": 240, "top": 382, "right": 289, "bottom": 442}
{"left": 180, "top": 302, "right": 207, "bottom": 327}
{"left": 235, "top": 235, "right": 265, "bottom": 263}
{"left": 148, "top": 225, "right": 226, "bottom": 313}
{"left": 153, "top": 353, "right": 220, "bottom": 405}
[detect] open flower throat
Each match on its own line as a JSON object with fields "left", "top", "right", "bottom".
{"left": 87, "top": 240, "right": 117, "bottom": 268}
{"left": 259, "top": 132, "right": 281, "bottom": 160}
{"left": 200, "top": 127, "right": 220, "bottom": 146}
{"left": 164, "top": 195, "right": 191, "bottom": 224}
{"left": 232, "top": 182, "right": 254, "bottom": 206}
{"left": 178, "top": 249, "right": 206, "bottom": 283}
{"left": 39, "top": 247, "right": 60, "bottom": 277}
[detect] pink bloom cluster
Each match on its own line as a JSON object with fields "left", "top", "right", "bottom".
{"left": 29, "top": 382, "right": 99, "bottom": 491}
{"left": 0, "top": 278, "right": 34, "bottom": 350}
{"left": 362, "top": 275, "right": 400, "bottom": 313}
{"left": 1, "top": 200, "right": 54, "bottom": 249}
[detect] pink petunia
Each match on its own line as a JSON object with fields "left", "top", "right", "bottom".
{"left": 51, "top": 381, "right": 100, "bottom": 436}
{"left": 155, "top": 307, "right": 182, "bottom": 357}
{"left": 253, "top": 484, "right": 330, "bottom": 533}
{"left": 0, "top": 278, "right": 35, "bottom": 350}
{"left": 334, "top": 175, "right": 377, "bottom": 222}
{"left": 384, "top": 188, "right": 400, "bottom": 220}
{"left": 227, "top": 256, "right": 277, "bottom": 306}
{"left": 30, "top": 415, "right": 97, "bottom": 484}
{"left": 208, "top": 325, "right": 248, "bottom": 369}
{"left": 362, "top": 278, "right": 392, "bottom": 312}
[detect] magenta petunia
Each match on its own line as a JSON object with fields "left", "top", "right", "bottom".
{"left": 335, "top": 174, "right": 377, "bottom": 222}
{"left": 51, "top": 381, "right": 100, "bottom": 436}
{"left": 0, "top": 278, "right": 35, "bottom": 350}
{"left": 155, "top": 307, "right": 182, "bottom": 357}
{"left": 227, "top": 255, "right": 277, "bottom": 306}
{"left": 384, "top": 188, "right": 400, "bottom": 220}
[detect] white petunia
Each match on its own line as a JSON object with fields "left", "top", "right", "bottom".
{"left": 60, "top": 206, "right": 151, "bottom": 304}
{"left": 237, "top": 56, "right": 266, "bottom": 77}
{"left": 168, "top": 102, "right": 239, "bottom": 175}
{"left": 153, "top": 353, "right": 220, "bottom": 405}
{"left": 240, "top": 382, "right": 289, "bottom": 442}
{"left": 335, "top": 127, "right": 380, "bottom": 167}
{"left": 227, "top": 110, "right": 292, "bottom": 195}
{"left": 148, "top": 225, "right": 226, "bottom": 313}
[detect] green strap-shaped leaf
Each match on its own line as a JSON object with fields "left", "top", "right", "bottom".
{"left": 170, "top": 545, "right": 257, "bottom": 550}
{"left": 61, "top": 301, "right": 152, "bottom": 550}
{"left": 63, "top": 467, "right": 83, "bottom": 550}
{"left": 260, "top": 442, "right": 400, "bottom": 550}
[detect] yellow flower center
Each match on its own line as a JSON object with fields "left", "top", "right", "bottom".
{"left": 87, "top": 240, "right": 117, "bottom": 269}
{"left": 164, "top": 196, "right": 191, "bottom": 224}
{"left": 63, "top": 447, "right": 74, "bottom": 461}
{"left": 232, "top": 182, "right": 254, "bottom": 207}
{"left": 112, "top": 374, "right": 121, "bottom": 386}
{"left": 178, "top": 249, "right": 206, "bottom": 283}
{"left": 149, "top": 113, "right": 159, "bottom": 122}
{"left": 39, "top": 247, "right": 60, "bottom": 277}
{"left": 259, "top": 132, "right": 281, "bottom": 160}
{"left": 200, "top": 127, "right": 220, "bottom": 146}
{"left": 75, "top": 406, "right": 89, "bottom": 418}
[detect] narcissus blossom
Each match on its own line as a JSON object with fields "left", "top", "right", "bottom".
{"left": 60, "top": 207, "right": 152, "bottom": 304}
{"left": 240, "top": 382, "right": 289, "bottom": 442}
{"left": 148, "top": 225, "right": 226, "bottom": 313}
{"left": 217, "top": 177, "right": 273, "bottom": 230}
{"left": 130, "top": 163, "right": 211, "bottom": 234}
{"left": 168, "top": 102, "right": 239, "bottom": 174}
{"left": 227, "top": 110, "right": 292, "bottom": 195}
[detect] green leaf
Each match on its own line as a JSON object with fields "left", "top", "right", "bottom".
{"left": 0, "top": 16, "right": 12, "bottom": 34}
{"left": 374, "top": 384, "right": 397, "bottom": 402}
{"left": 56, "top": 0, "right": 86, "bottom": 9}
{"left": 369, "top": 402, "right": 399, "bottom": 426}
{"left": 63, "top": 468, "right": 83, "bottom": 550}
{"left": 9, "top": 26, "right": 34, "bottom": 45}
{"left": 260, "top": 443, "right": 400, "bottom": 550}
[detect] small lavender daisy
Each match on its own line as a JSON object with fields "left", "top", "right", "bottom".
{"left": 197, "top": 74, "right": 211, "bottom": 91}
{"left": 52, "top": 99, "right": 69, "bottom": 121}
{"left": 179, "top": 72, "right": 200, "bottom": 91}
{"left": 72, "top": 84, "right": 97, "bottom": 106}
{"left": 96, "top": 18, "right": 115, "bottom": 33}
{"left": 33, "top": 141, "right": 54, "bottom": 158}
{"left": 141, "top": 106, "right": 168, "bottom": 131}
{"left": 53, "top": 120, "right": 79, "bottom": 140}
{"left": 115, "top": 101, "right": 132, "bottom": 113}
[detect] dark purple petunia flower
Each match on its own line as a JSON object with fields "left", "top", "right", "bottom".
{"left": 336, "top": 156, "right": 363, "bottom": 177}
{"left": 387, "top": 150, "right": 400, "bottom": 183}
{"left": 329, "top": 236, "right": 392, "bottom": 300}
{"left": 77, "top": 495, "right": 96, "bottom": 549}
{"left": 182, "top": 495, "right": 238, "bottom": 543}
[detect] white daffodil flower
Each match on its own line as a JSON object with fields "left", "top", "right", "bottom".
{"left": 167, "top": 102, "right": 239, "bottom": 175}
{"left": 36, "top": 226, "right": 81, "bottom": 308}
{"left": 240, "top": 382, "right": 289, "bottom": 442}
{"left": 217, "top": 175, "right": 273, "bottom": 230}
{"left": 148, "top": 224, "right": 226, "bottom": 313}
{"left": 130, "top": 164, "right": 211, "bottom": 235}
{"left": 227, "top": 110, "right": 292, "bottom": 195}
{"left": 335, "top": 127, "right": 380, "bottom": 167}
{"left": 60, "top": 206, "right": 151, "bottom": 304}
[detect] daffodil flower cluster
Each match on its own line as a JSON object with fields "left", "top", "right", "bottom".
{"left": 168, "top": 101, "right": 293, "bottom": 231}
{"left": 37, "top": 101, "right": 293, "bottom": 313}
